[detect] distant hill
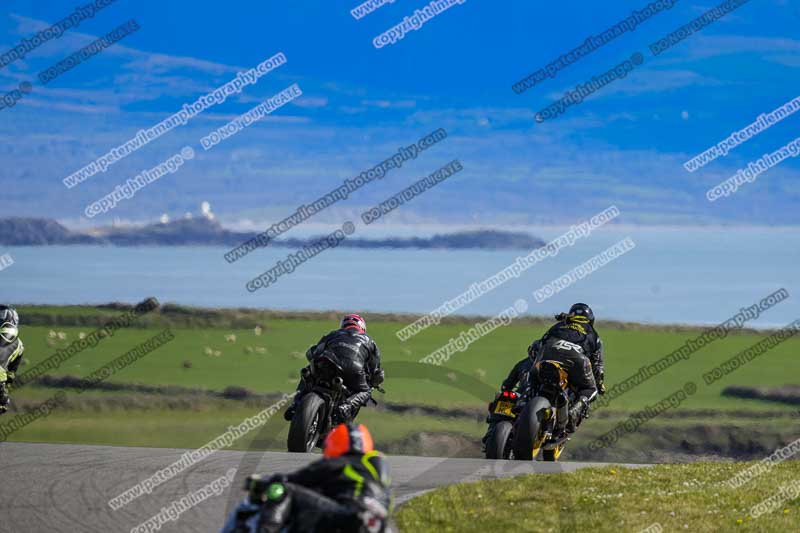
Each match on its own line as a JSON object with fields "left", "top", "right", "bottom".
{"left": 0, "top": 217, "right": 545, "bottom": 250}
{"left": 0, "top": 217, "right": 97, "bottom": 245}
{"left": 91, "top": 217, "right": 241, "bottom": 246}
{"left": 325, "top": 230, "right": 544, "bottom": 250}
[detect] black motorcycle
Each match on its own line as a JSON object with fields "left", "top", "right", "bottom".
{"left": 287, "top": 352, "right": 382, "bottom": 453}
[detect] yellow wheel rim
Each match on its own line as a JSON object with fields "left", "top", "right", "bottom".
{"left": 531, "top": 432, "right": 546, "bottom": 458}
{"left": 533, "top": 409, "right": 551, "bottom": 458}
{"left": 553, "top": 443, "right": 565, "bottom": 460}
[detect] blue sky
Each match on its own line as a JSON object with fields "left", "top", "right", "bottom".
{"left": 1, "top": 0, "right": 798, "bottom": 228}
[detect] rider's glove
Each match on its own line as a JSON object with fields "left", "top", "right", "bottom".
{"left": 595, "top": 370, "right": 606, "bottom": 395}
{"left": 371, "top": 368, "right": 385, "bottom": 387}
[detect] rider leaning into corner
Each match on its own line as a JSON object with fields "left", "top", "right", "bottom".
{"left": 222, "top": 423, "right": 393, "bottom": 533}
{"left": 481, "top": 340, "right": 541, "bottom": 448}
{"left": 501, "top": 339, "right": 541, "bottom": 393}
{"left": 529, "top": 302, "right": 606, "bottom": 436}
{"left": 0, "top": 305, "right": 24, "bottom": 415}
{"left": 284, "top": 314, "right": 384, "bottom": 423}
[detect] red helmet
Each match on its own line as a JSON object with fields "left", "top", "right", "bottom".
{"left": 323, "top": 423, "right": 374, "bottom": 458}
{"left": 341, "top": 313, "right": 366, "bottom": 333}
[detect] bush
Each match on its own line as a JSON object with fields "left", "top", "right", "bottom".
{"left": 221, "top": 385, "right": 252, "bottom": 400}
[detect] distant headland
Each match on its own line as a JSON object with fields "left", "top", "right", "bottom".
{"left": 0, "top": 217, "right": 545, "bottom": 250}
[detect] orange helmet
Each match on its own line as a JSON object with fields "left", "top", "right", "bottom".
{"left": 323, "top": 423, "right": 374, "bottom": 458}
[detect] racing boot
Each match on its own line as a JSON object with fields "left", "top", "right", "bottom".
{"left": 336, "top": 391, "right": 372, "bottom": 423}
{"left": 284, "top": 369, "right": 312, "bottom": 421}
{"left": 566, "top": 396, "right": 590, "bottom": 434}
{"left": 283, "top": 395, "right": 301, "bottom": 421}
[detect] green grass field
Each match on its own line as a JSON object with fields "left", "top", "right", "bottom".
{"left": 8, "top": 404, "right": 481, "bottom": 450}
{"left": 5, "top": 306, "right": 800, "bottom": 452}
{"left": 13, "top": 316, "right": 800, "bottom": 410}
{"left": 396, "top": 462, "right": 800, "bottom": 532}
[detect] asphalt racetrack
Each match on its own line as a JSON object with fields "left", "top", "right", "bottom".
{"left": 0, "top": 442, "right": 644, "bottom": 532}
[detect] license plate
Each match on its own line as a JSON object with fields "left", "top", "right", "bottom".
{"left": 494, "top": 400, "right": 515, "bottom": 416}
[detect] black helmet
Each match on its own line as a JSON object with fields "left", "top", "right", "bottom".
{"left": 0, "top": 305, "right": 19, "bottom": 344}
{"left": 568, "top": 303, "right": 594, "bottom": 325}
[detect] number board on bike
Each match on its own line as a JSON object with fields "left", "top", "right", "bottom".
{"left": 494, "top": 400, "right": 515, "bottom": 417}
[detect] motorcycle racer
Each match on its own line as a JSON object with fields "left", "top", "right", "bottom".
{"left": 529, "top": 303, "right": 603, "bottom": 434}
{"left": 222, "top": 423, "right": 392, "bottom": 533}
{"left": 284, "top": 314, "right": 384, "bottom": 423}
{"left": 0, "top": 305, "right": 24, "bottom": 415}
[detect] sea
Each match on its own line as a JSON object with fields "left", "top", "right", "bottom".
{"left": 1, "top": 227, "right": 798, "bottom": 329}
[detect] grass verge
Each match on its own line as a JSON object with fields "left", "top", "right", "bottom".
{"left": 396, "top": 461, "right": 800, "bottom": 532}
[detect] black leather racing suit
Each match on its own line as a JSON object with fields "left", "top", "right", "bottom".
{"left": 528, "top": 319, "right": 600, "bottom": 433}
{"left": 500, "top": 357, "right": 533, "bottom": 392}
{"left": 538, "top": 319, "right": 605, "bottom": 393}
{"left": 0, "top": 338, "right": 24, "bottom": 411}
{"left": 293, "top": 328, "right": 382, "bottom": 419}
{"left": 227, "top": 452, "right": 392, "bottom": 533}
{"left": 532, "top": 335, "right": 598, "bottom": 401}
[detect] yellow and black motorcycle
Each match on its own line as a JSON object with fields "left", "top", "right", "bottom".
{"left": 511, "top": 360, "right": 574, "bottom": 461}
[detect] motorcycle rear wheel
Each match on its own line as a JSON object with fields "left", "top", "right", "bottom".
{"left": 512, "top": 397, "right": 551, "bottom": 461}
{"left": 287, "top": 393, "right": 326, "bottom": 453}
